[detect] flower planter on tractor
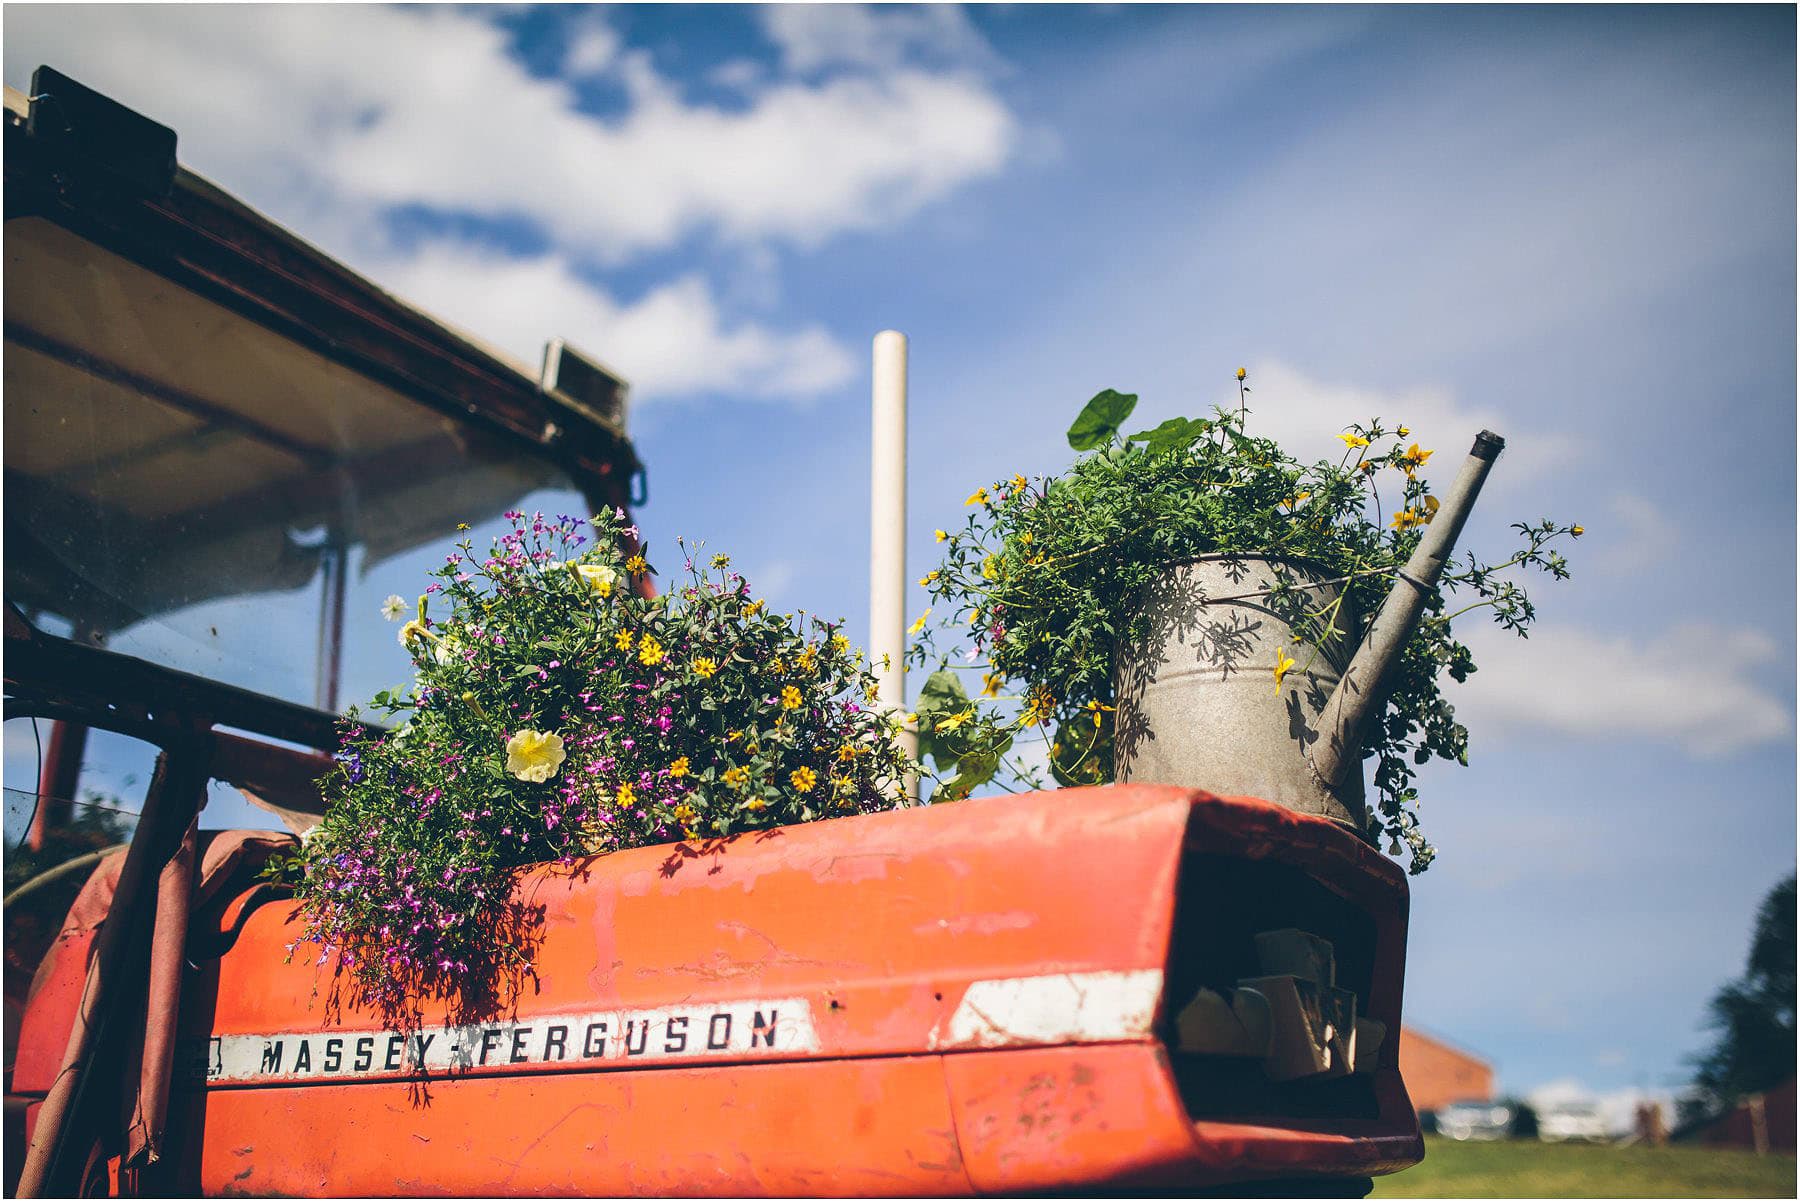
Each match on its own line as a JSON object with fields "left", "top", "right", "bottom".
{"left": 3, "top": 69, "right": 1423, "bottom": 1195}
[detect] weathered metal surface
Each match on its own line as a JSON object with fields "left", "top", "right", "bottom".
{"left": 15, "top": 783, "right": 1422, "bottom": 1194}
{"left": 1311, "top": 431, "right": 1504, "bottom": 790}
{"left": 1115, "top": 556, "right": 1367, "bottom": 829}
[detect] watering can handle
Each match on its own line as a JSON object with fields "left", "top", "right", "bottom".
{"left": 1310, "top": 431, "right": 1505, "bottom": 799}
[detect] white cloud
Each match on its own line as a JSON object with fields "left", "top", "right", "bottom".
{"left": 3, "top": 6, "right": 1018, "bottom": 263}
{"left": 562, "top": 18, "right": 621, "bottom": 78}
{"left": 708, "top": 59, "right": 766, "bottom": 92}
{"left": 761, "top": 5, "right": 1001, "bottom": 76}
{"left": 1241, "top": 359, "right": 1576, "bottom": 488}
{"left": 367, "top": 242, "right": 855, "bottom": 404}
{"left": 3, "top": 5, "right": 1003, "bottom": 403}
{"left": 1453, "top": 621, "right": 1792, "bottom": 757}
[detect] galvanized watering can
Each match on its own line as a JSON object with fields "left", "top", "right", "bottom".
{"left": 1114, "top": 431, "right": 1506, "bottom": 835}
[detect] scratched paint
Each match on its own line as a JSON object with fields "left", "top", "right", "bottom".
{"left": 932, "top": 970, "right": 1164, "bottom": 1050}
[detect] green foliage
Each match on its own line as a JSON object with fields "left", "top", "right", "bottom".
{"left": 1684, "top": 875, "right": 1796, "bottom": 1122}
{"left": 290, "top": 510, "right": 909, "bottom": 1024}
{"left": 1066, "top": 389, "right": 1139, "bottom": 450}
{"left": 908, "top": 380, "right": 1578, "bottom": 872}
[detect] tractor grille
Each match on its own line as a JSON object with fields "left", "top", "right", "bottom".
{"left": 1162, "top": 853, "right": 1384, "bottom": 1124}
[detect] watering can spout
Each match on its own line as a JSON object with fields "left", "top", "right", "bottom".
{"left": 1310, "top": 431, "right": 1507, "bottom": 820}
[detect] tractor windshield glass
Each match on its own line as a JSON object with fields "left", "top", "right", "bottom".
{"left": 3, "top": 215, "right": 587, "bottom": 713}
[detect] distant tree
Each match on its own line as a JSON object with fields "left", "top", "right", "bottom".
{"left": 1506, "top": 1098, "right": 1539, "bottom": 1140}
{"left": 1681, "top": 875, "right": 1795, "bottom": 1125}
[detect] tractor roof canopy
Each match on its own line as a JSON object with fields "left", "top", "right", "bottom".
{"left": 4, "top": 75, "right": 640, "bottom": 724}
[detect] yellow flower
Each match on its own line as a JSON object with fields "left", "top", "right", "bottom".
{"left": 568, "top": 562, "right": 617, "bottom": 597}
{"left": 1273, "top": 648, "right": 1297, "bottom": 694}
{"left": 864, "top": 682, "right": 880, "bottom": 703}
{"left": 711, "top": 553, "right": 731, "bottom": 569}
{"left": 672, "top": 802, "right": 697, "bottom": 823}
{"left": 398, "top": 618, "right": 434, "bottom": 648}
{"left": 797, "top": 646, "right": 818, "bottom": 673}
{"left": 726, "top": 728, "right": 743, "bottom": 743}
{"left": 966, "top": 487, "right": 988, "bottom": 506}
{"left": 980, "top": 672, "right": 1004, "bottom": 698}
{"left": 770, "top": 657, "right": 786, "bottom": 674}
{"left": 744, "top": 797, "right": 768, "bottom": 812}
{"left": 746, "top": 599, "right": 766, "bottom": 617}
{"left": 723, "top": 766, "right": 750, "bottom": 789}
{"left": 456, "top": 522, "right": 471, "bottom": 531}
{"left": 837, "top": 743, "right": 858, "bottom": 762}
{"left": 908, "top": 610, "right": 931, "bottom": 634}
{"left": 1236, "top": 366, "right": 1247, "bottom": 381}
{"left": 1571, "top": 524, "right": 1585, "bottom": 537}
{"left": 920, "top": 571, "right": 940, "bottom": 586}
{"left": 1020, "top": 687, "right": 1055, "bottom": 728}
{"left": 693, "top": 656, "right": 718, "bottom": 678}
{"left": 1399, "top": 443, "right": 1434, "bottom": 474}
{"left": 616, "top": 782, "right": 636, "bottom": 806}
{"left": 981, "top": 555, "right": 1000, "bottom": 581}
{"left": 638, "top": 634, "right": 666, "bottom": 666}
{"left": 615, "top": 629, "right": 635, "bottom": 651}
{"left": 937, "top": 708, "right": 972, "bottom": 732}
{"left": 1421, "top": 494, "right": 1441, "bottom": 523}
{"left": 790, "top": 766, "right": 818, "bottom": 793}
{"left": 831, "top": 633, "right": 850, "bottom": 654}
{"left": 668, "top": 757, "right": 689, "bottom": 779}
{"left": 935, "top": 529, "right": 949, "bottom": 543}
{"left": 781, "top": 685, "right": 803, "bottom": 710}
{"left": 1282, "top": 492, "right": 1313, "bottom": 508}
{"left": 1396, "top": 425, "right": 1410, "bottom": 438}
{"left": 1338, "top": 432, "right": 1371, "bottom": 450}
{"left": 1011, "top": 473, "right": 1028, "bottom": 494}
{"left": 1019, "top": 531, "right": 1033, "bottom": 546}
{"left": 1392, "top": 508, "right": 1425, "bottom": 530}
{"left": 625, "top": 554, "right": 648, "bottom": 575}
{"left": 504, "top": 729, "right": 567, "bottom": 783}
{"left": 1085, "top": 699, "right": 1116, "bottom": 728}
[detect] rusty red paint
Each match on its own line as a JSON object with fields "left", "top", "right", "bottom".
{"left": 15, "top": 784, "right": 1421, "bottom": 1194}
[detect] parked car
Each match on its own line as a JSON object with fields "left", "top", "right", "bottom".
{"left": 1539, "top": 1100, "right": 1611, "bottom": 1143}
{"left": 1436, "top": 1100, "right": 1518, "bottom": 1141}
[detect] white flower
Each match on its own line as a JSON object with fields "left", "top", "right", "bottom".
{"left": 380, "top": 594, "right": 407, "bottom": 621}
{"left": 433, "top": 633, "right": 464, "bottom": 667}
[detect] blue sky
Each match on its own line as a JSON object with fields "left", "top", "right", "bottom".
{"left": 5, "top": 4, "right": 1794, "bottom": 1117}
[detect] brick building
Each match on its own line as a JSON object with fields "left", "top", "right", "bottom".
{"left": 1692, "top": 1077, "right": 1796, "bottom": 1153}
{"left": 1400, "top": 1026, "right": 1494, "bottom": 1112}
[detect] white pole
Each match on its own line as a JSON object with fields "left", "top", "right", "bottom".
{"left": 870, "top": 330, "right": 918, "bottom": 801}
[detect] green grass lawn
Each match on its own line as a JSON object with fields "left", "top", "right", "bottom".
{"left": 1374, "top": 1135, "right": 1797, "bottom": 1198}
